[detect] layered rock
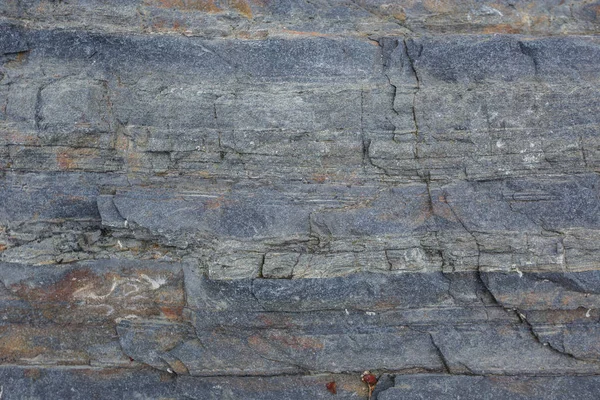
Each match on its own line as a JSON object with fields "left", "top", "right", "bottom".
{"left": 1, "top": 2, "right": 600, "bottom": 398}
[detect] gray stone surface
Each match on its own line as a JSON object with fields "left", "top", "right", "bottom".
{"left": 2, "top": 3, "right": 600, "bottom": 398}
{"left": 380, "top": 375, "right": 600, "bottom": 400}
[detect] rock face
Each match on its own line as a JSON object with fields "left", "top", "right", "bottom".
{"left": 1, "top": 1, "right": 600, "bottom": 398}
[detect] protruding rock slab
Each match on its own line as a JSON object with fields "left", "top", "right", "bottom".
{"left": 2, "top": 267, "right": 600, "bottom": 374}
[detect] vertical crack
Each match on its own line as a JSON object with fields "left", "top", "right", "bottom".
{"left": 377, "top": 37, "right": 400, "bottom": 117}
{"left": 428, "top": 333, "right": 451, "bottom": 373}
{"left": 514, "top": 307, "right": 594, "bottom": 363}
{"left": 34, "top": 85, "right": 45, "bottom": 131}
{"left": 403, "top": 38, "right": 420, "bottom": 138}
{"left": 443, "top": 191, "right": 482, "bottom": 275}
{"left": 579, "top": 136, "right": 589, "bottom": 168}
{"left": 258, "top": 253, "right": 265, "bottom": 278}
{"left": 360, "top": 87, "right": 369, "bottom": 169}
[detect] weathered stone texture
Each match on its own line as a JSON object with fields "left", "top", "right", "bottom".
{"left": 1, "top": 1, "right": 600, "bottom": 398}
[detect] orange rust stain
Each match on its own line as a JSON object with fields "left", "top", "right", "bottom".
{"left": 13, "top": 269, "right": 97, "bottom": 303}
{"left": 188, "top": 0, "right": 222, "bottom": 11}
{"left": 205, "top": 194, "right": 228, "bottom": 210}
{"left": 5, "top": 51, "right": 29, "bottom": 67}
{"left": 423, "top": 0, "right": 455, "bottom": 13}
{"left": 311, "top": 174, "right": 329, "bottom": 183}
{"left": 230, "top": 0, "right": 253, "bottom": 18}
{"left": 279, "top": 29, "right": 332, "bottom": 38}
{"left": 393, "top": 10, "right": 407, "bottom": 22}
{"left": 0, "top": 328, "right": 46, "bottom": 360}
{"left": 160, "top": 306, "right": 184, "bottom": 320}
{"left": 482, "top": 24, "right": 523, "bottom": 34}
{"left": 374, "top": 300, "right": 400, "bottom": 309}
{"left": 23, "top": 368, "right": 41, "bottom": 380}
{"left": 57, "top": 151, "right": 76, "bottom": 170}
{"left": 196, "top": 170, "right": 213, "bottom": 178}
{"left": 0, "top": 244, "right": 6, "bottom": 252}
{"left": 248, "top": 335, "right": 263, "bottom": 347}
{"left": 149, "top": 0, "right": 222, "bottom": 12}
{"left": 236, "top": 31, "right": 252, "bottom": 39}
{"left": 56, "top": 148, "right": 98, "bottom": 170}
{"left": 205, "top": 199, "right": 222, "bottom": 209}
{"left": 379, "top": 4, "right": 407, "bottom": 22}
{"left": 531, "top": 15, "right": 550, "bottom": 28}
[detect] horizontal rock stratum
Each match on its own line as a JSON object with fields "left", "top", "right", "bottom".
{"left": 1, "top": 1, "right": 600, "bottom": 399}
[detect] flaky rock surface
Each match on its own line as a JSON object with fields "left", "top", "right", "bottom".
{"left": 1, "top": 1, "right": 600, "bottom": 398}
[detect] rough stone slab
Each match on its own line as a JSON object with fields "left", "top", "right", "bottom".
{"left": 0, "top": 367, "right": 372, "bottom": 400}
{"left": 0, "top": 259, "right": 186, "bottom": 324}
{"left": 0, "top": 260, "right": 185, "bottom": 366}
{"left": 2, "top": 1, "right": 599, "bottom": 36}
{"left": 153, "top": 271, "right": 600, "bottom": 375}
{"left": 4, "top": 264, "right": 599, "bottom": 374}
{"left": 481, "top": 270, "right": 600, "bottom": 310}
{"left": 407, "top": 36, "right": 600, "bottom": 84}
{"left": 380, "top": 375, "right": 600, "bottom": 400}
{"left": 18, "top": 28, "right": 381, "bottom": 83}
{"left": 430, "top": 324, "right": 599, "bottom": 375}
{"left": 2, "top": 368, "right": 600, "bottom": 399}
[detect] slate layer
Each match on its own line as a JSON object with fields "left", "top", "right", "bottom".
{"left": 1, "top": 3, "right": 600, "bottom": 398}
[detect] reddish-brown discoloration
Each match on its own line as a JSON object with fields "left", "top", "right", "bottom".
{"left": 0, "top": 325, "right": 113, "bottom": 365}
{"left": 9, "top": 266, "right": 185, "bottom": 323}
{"left": 423, "top": 0, "right": 456, "bottom": 14}
{"left": 23, "top": 368, "right": 41, "bottom": 380}
{"left": 160, "top": 306, "right": 185, "bottom": 320}
{"left": 3, "top": 51, "right": 30, "bottom": 68}
{"left": 56, "top": 148, "right": 103, "bottom": 171}
{"left": 147, "top": 0, "right": 222, "bottom": 12}
{"left": 57, "top": 150, "right": 76, "bottom": 170}
{"left": 13, "top": 269, "right": 96, "bottom": 303}
{"left": 205, "top": 195, "right": 227, "bottom": 210}
{"left": 326, "top": 381, "right": 337, "bottom": 394}
{"left": 0, "top": 327, "right": 45, "bottom": 361}
{"left": 230, "top": 0, "right": 253, "bottom": 18}
{"left": 4, "top": 130, "right": 38, "bottom": 146}
{"left": 311, "top": 174, "right": 329, "bottom": 183}
{"left": 482, "top": 24, "right": 523, "bottom": 34}
{"left": 279, "top": 29, "right": 333, "bottom": 38}
{"left": 265, "top": 332, "right": 324, "bottom": 350}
